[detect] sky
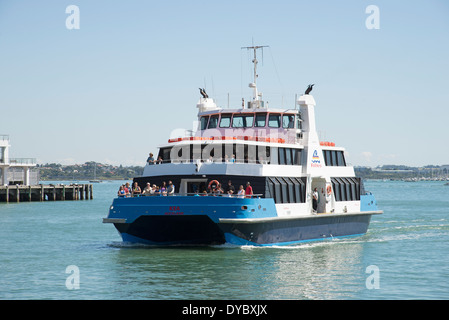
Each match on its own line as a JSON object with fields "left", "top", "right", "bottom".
{"left": 1, "top": 0, "right": 448, "bottom": 167}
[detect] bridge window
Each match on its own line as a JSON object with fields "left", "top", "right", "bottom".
{"left": 232, "top": 114, "right": 254, "bottom": 128}
{"left": 219, "top": 114, "right": 232, "bottom": 128}
{"left": 268, "top": 114, "right": 281, "bottom": 128}
{"left": 255, "top": 113, "right": 267, "bottom": 127}
{"left": 200, "top": 116, "right": 209, "bottom": 130}
{"left": 282, "top": 115, "right": 295, "bottom": 129}
{"left": 208, "top": 115, "right": 219, "bottom": 129}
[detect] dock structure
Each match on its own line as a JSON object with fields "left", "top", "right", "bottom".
{"left": 0, "top": 184, "right": 93, "bottom": 203}
{"left": 1, "top": 134, "right": 38, "bottom": 186}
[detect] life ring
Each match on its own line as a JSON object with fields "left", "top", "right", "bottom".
{"left": 208, "top": 180, "right": 220, "bottom": 192}
{"left": 326, "top": 184, "right": 332, "bottom": 196}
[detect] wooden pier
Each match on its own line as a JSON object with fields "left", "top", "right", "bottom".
{"left": 0, "top": 184, "right": 93, "bottom": 203}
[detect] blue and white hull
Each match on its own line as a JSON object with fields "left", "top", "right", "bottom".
{"left": 103, "top": 194, "right": 381, "bottom": 246}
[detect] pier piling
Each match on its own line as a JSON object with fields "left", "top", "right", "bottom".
{"left": 0, "top": 184, "right": 93, "bottom": 203}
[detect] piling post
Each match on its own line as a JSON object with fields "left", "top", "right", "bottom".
{"left": 6, "top": 185, "right": 9, "bottom": 203}
{"left": 41, "top": 184, "right": 44, "bottom": 201}
{"left": 90, "top": 184, "right": 93, "bottom": 199}
{"left": 16, "top": 185, "right": 20, "bottom": 203}
{"left": 28, "top": 186, "right": 32, "bottom": 201}
{"left": 62, "top": 185, "right": 65, "bottom": 200}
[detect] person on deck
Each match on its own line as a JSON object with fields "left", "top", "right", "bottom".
{"left": 245, "top": 182, "right": 253, "bottom": 198}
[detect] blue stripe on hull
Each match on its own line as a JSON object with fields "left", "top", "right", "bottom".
{"left": 224, "top": 232, "right": 366, "bottom": 246}
{"left": 219, "top": 213, "right": 373, "bottom": 246}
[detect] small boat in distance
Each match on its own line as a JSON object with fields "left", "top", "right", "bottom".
{"left": 103, "top": 45, "right": 382, "bottom": 246}
{"left": 89, "top": 163, "right": 102, "bottom": 183}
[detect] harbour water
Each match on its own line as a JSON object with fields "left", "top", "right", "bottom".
{"left": 1, "top": 180, "right": 448, "bottom": 300}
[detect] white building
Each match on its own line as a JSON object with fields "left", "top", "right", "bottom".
{"left": 0, "top": 135, "right": 38, "bottom": 186}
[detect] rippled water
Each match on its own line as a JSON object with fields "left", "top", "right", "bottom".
{"left": 1, "top": 180, "right": 448, "bottom": 299}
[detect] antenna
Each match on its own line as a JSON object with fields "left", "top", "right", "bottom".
{"left": 241, "top": 45, "right": 269, "bottom": 107}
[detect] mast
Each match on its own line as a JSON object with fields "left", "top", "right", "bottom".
{"left": 241, "top": 45, "right": 269, "bottom": 108}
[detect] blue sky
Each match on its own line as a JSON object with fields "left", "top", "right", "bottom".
{"left": 1, "top": 0, "right": 448, "bottom": 167}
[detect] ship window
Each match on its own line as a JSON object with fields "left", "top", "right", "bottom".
{"left": 200, "top": 116, "right": 209, "bottom": 130}
{"left": 286, "top": 178, "right": 295, "bottom": 203}
{"left": 323, "top": 150, "right": 330, "bottom": 166}
{"left": 292, "top": 149, "right": 302, "bottom": 165}
{"left": 257, "top": 146, "right": 270, "bottom": 164}
{"left": 331, "top": 151, "right": 337, "bottom": 166}
{"left": 331, "top": 177, "right": 361, "bottom": 201}
{"left": 323, "top": 150, "right": 346, "bottom": 167}
{"left": 282, "top": 115, "right": 295, "bottom": 129}
{"left": 219, "top": 114, "right": 231, "bottom": 128}
{"left": 332, "top": 178, "right": 341, "bottom": 201}
{"left": 337, "top": 151, "right": 346, "bottom": 166}
{"left": 270, "top": 147, "right": 279, "bottom": 165}
{"left": 268, "top": 114, "right": 281, "bottom": 128}
{"left": 269, "top": 177, "right": 282, "bottom": 203}
{"left": 208, "top": 115, "right": 219, "bottom": 129}
{"left": 291, "top": 177, "right": 306, "bottom": 203}
{"left": 285, "top": 148, "right": 292, "bottom": 165}
{"left": 255, "top": 113, "right": 267, "bottom": 127}
{"left": 232, "top": 114, "right": 254, "bottom": 128}
{"left": 158, "top": 147, "right": 172, "bottom": 163}
{"left": 277, "top": 178, "right": 288, "bottom": 203}
{"left": 278, "top": 148, "right": 286, "bottom": 165}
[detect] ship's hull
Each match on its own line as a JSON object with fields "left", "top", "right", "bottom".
{"left": 104, "top": 195, "right": 381, "bottom": 246}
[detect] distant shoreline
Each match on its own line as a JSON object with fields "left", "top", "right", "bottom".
{"left": 35, "top": 162, "right": 449, "bottom": 181}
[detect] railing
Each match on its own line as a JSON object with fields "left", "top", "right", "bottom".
{"left": 8, "top": 158, "right": 37, "bottom": 165}
{"left": 0, "top": 134, "right": 9, "bottom": 141}
{"left": 117, "top": 193, "right": 263, "bottom": 199}
{"left": 148, "top": 159, "right": 269, "bottom": 165}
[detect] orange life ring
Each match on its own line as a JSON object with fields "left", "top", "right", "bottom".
{"left": 326, "top": 185, "right": 332, "bottom": 195}
{"left": 208, "top": 180, "right": 220, "bottom": 192}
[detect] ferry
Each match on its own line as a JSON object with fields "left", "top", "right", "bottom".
{"left": 103, "top": 46, "right": 382, "bottom": 246}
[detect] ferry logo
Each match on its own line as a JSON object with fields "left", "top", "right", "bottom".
{"left": 311, "top": 150, "right": 322, "bottom": 168}
{"left": 165, "top": 206, "right": 184, "bottom": 215}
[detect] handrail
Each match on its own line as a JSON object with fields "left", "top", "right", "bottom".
{"left": 117, "top": 193, "right": 263, "bottom": 199}
{"left": 8, "top": 158, "right": 37, "bottom": 165}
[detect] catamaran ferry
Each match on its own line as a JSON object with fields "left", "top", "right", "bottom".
{"left": 103, "top": 46, "right": 382, "bottom": 246}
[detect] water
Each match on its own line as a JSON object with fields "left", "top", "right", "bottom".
{"left": 1, "top": 180, "right": 448, "bottom": 300}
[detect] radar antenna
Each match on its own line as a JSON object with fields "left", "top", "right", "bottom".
{"left": 241, "top": 44, "right": 269, "bottom": 108}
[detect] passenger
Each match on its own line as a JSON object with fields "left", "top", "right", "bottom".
{"left": 132, "top": 182, "right": 141, "bottom": 197}
{"left": 142, "top": 182, "right": 152, "bottom": 196}
{"left": 202, "top": 190, "right": 208, "bottom": 196}
{"left": 151, "top": 184, "right": 157, "bottom": 195}
{"left": 156, "top": 156, "right": 163, "bottom": 164}
{"left": 237, "top": 185, "right": 245, "bottom": 198}
{"left": 124, "top": 182, "right": 131, "bottom": 197}
{"left": 216, "top": 183, "right": 224, "bottom": 195}
{"left": 312, "top": 188, "right": 319, "bottom": 212}
{"left": 225, "top": 180, "right": 235, "bottom": 197}
{"left": 154, "top": 186, "right": 160, "bottom": 196}
{"left": 147, "top": 153, "right": 155, "bottom": 165}
{"left": 167, "top": 181, "right": 175, "bottom": 196}
{"left": 117, "top": 185, "right": 125, "bottom": 197}
{"left": 160, "top": 181, "right": 167, "bottom": 196}
{"left": 245, "top": 182, "right": 253, "bottom": 198}
{"left": 194, "top": 190, "right": 200, "bottom": 196}
{"left": 231, "top": 154, "right": 236, "bottom": 163}
{"left": 288, "top": 116, "right": 295, "bottom": 128}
